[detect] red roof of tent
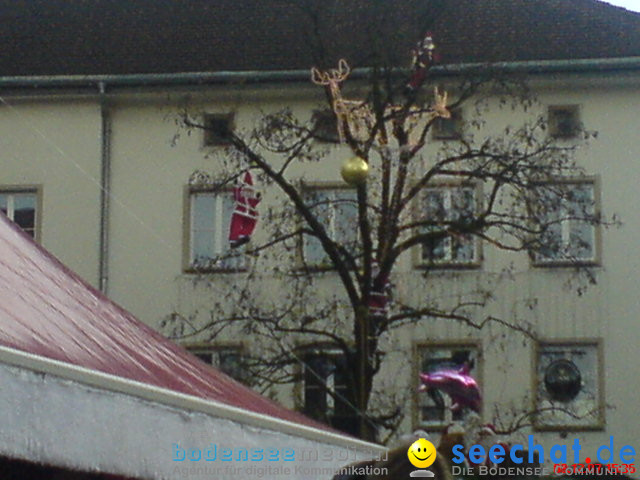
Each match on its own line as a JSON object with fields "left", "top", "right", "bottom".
{"left": 0, "top": 213, "right": 327, "bottom": 430}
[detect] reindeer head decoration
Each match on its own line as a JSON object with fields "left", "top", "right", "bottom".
{"left": 311, "top": 59, "right": 373, "bottom": 143}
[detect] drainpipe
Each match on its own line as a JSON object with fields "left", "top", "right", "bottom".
{"left": 98, "top": 82, "right": 111, "bottom": 294}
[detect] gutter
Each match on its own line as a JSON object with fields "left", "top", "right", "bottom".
{"left": 0, "top": 344, "right": 385, "bottom": 453}
{"left": 0, "top": 57, "right": 638, "bottom": 90}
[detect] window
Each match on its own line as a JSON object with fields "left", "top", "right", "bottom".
{"left": 187, "top": 344, "right": 251, "bottom": 385}
{"left": 416, "top": 343, "right": 480, "bottom": 428}
{"left": 534, "top": 340, "right": 603, "bottom": 430}
{"left": 432, "top": 108, "right": 462, "bottom": 140}
{"left": 420, "top": 185, "right": 479, "bottom": 267}
{"left": 301, "top": 348, "right": 356, "bottom": 434}
{"left": 0, "top": 189, "right": 38, "bottom": 239}
{"left": 186, "top": 189, "right": 245, "bottom": 271}
{"left": 548, "top": 105, "right": 580, "bottom": 139}
{"left": 311, "top": 109, "right": 340, "bottom": 143}
{"left": 203, "top": 113, "right": 234, "bottom": 147}
{"left": 302, "top": 187, "right": 358, "bottom": 267}
{"left": 533, "top": 181, "right": 598, "bottom": 265}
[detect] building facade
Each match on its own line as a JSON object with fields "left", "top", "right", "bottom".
{"left": 1, "top": 0, "right": 639, "bottom": 457}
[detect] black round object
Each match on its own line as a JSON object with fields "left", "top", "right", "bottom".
{"left": 544, "top": 359, "right": 582, "bottom": 402}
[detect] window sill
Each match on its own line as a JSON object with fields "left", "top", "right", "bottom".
{"left": 414, "top": 261, "right": 482, "bottom": 271}
{"left": 531, "top": 259, "right": 600, "bottom": 268}
{"left": 295, "top": 263, "right": 359, "bottom": 274}
{"left": 183, "top": 266, "right": 248, "bottom": 274}
{"left": 532, "top": 421, "right": 605, "bottom": 432}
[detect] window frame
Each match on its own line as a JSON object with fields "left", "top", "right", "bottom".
{"left": 412, "top": 340, "right": 482, "bottom": 431}
{"left": 202, "top": 112, "right": 235, "bottom": 148}
{"left": 548, "top": 105, "right": 581, "bottom": 140}
{"left": 0, "top": 185, "right": 42, "bottom": 241}
{"left": 532, "top": 338, "right": 604, "bottom": 431}
{"left": 297, "top": 345, "right": 355, "bottom": 432}
{"left": 182, "top": 185, "right": 247, "bottom": 273}
{"left": 414, "top": 182, "right": 483, "bottom": 270}
{"left": 184, "top": 342, "right": 251, "bottom": 385}
{"left": 299, "top": 183, "right": 359, "bottom": 271}
{"left": 311, "top": 108, "right": 341, "bottom": 144}
{"left": 530, "top": 177, "right": 601, "bottom": 268}
{"left": 432, "top": 107, "right": 463, "bottom": 140}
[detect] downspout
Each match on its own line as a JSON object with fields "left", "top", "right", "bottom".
{"left": 98, "top": 82, "right": 111, "bottom": 294}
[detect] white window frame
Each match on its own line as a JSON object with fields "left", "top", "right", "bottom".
{"left": 300, "top": 347, "right": 353, "bottom": 430}
{"left": 301, "top": 186, "right": 358, "bottom": 269}
{"left": 533, "top": 339, "right": 604, "bottom": 431}
{"left": 0, "top": 187, "right": 40, "bottom": 240}
{"left": 413, "top": 341, "right": 481, "bottom": 431}
{"left": 417, "top": 184, "right": 481, "bottom": 268}
{"left": 184, "top": 188, "right": 246, "bottom": 272}
{"left": 532, "top": 179, "right": 599, "bottom": 267}
{"left": 186, "top": 343, "right": 250, "bottom": 385}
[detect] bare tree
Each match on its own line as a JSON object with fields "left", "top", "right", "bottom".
{"left": 164, "top": 4, "right": 615, "bottom": 443}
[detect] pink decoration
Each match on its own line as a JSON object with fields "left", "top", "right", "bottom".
{"left": 229, "top": 171, "right": 261, "bottom": 248}
{"left": 418, "top": 364, "right": 481, "bottom": 412}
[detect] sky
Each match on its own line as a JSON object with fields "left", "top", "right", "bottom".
{"left": 602, "top": 0, "right": 640, "bottom": 11}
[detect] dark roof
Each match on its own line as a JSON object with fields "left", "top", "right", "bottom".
{"left": 0, "top": 212, "right": 327, "bottom": 430}
{"left": 0, "top": 0, "right": 639, "bottom": 77}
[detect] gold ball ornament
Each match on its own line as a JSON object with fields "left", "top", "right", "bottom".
{"left": 340, "top": 156, "right": 369, "bottom": 185}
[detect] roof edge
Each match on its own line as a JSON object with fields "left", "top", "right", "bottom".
{"left": 0, "top": 344, "right": 385, "bottom": 453}
{"left": 1, "top": 57, "right": 639, "bottom": 90}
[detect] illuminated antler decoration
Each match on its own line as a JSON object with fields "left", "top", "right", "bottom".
{"left": 311, "top": 59, "right": 372, "bottom": 143}
{"left": 311, "top": 61, "right": 450, "bottom": 148}
{"left": 431, "top": 87, "right": 451, "bottom": 120}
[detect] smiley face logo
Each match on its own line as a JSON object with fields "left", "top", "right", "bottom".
{"left": 407, "top": 438, "right": 437, "bottom": 469}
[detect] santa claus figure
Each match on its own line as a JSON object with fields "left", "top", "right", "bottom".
{"left": 405, "top": 32, "right": 441, "bottom": 96}
{"left": 228, "top": 171, "right": 261, "bottom": 248}
{"left": 368, "top": 261, "right": 390, "bottom": 318}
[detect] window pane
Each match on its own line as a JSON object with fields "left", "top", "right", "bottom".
{"left": 425, "top": 190, "right": 446, "bottom": 220}
{"left": 192, "top": 230, "right": 215, "bottom": 264}
{"left": 303, "top": 190, "right": 329, "bottom": 265}
{"left": 191, "top": 194, "right": 216, "bottom": 265}
{"left": 452, "top": 234, "right": 474, "bottom": 262}
{"left": 536, "top": 182, "right": 595, "bottom": 263}
{"left": 569, "top": 220, "right": 594, "bottom": 260}
{"left": 536, "top": 343, "right": 601, "bottom": 428}
{"left": 220, "top": 194, "right": 245, "bottom": 269}
{"left": 422, "top": 187, "right": 477, "bottom": 264}
{"left": 192, "top": 194, "right": 216, "bottom": 233}
{"left": 0, "top": 192, "right": 37, "bottom": 238}
{"left": 190, "top": 191, "right": 245, "bottom": 269}
{"left": 419, "top": 346, "right": 478, "bottom": 425}
{"left": 303, "top": 189, "right": 356, "bottom": 266}
{"left": 303, "top": 351, "right": 352, "bottom": 429}
{"left": 15, "top": 208, "right": 35, "bottom": 236}
{"left": 452, "top": 188, "right": 474, "bottom": 220}
{"left": 540, "top": 220, "right": 562, "bottom": 260}
{"left": 333, "top": 190, "right": 358, "bottom": 248}
{"left": 218, "top": 350, "right": 245, "bottom": 381}
{"left": 193, "top": 352, "right": 214, "bottom": 364}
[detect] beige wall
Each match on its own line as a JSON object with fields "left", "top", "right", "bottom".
{"left": 0, "top": 98, "right": 102, "bottom": 285}
{"left": 1, "top": 74, "right": 639, "bottom": 453}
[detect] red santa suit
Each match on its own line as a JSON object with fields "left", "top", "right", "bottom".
{"left": 228, "top": 171, "right": 261, "bottom": 248}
